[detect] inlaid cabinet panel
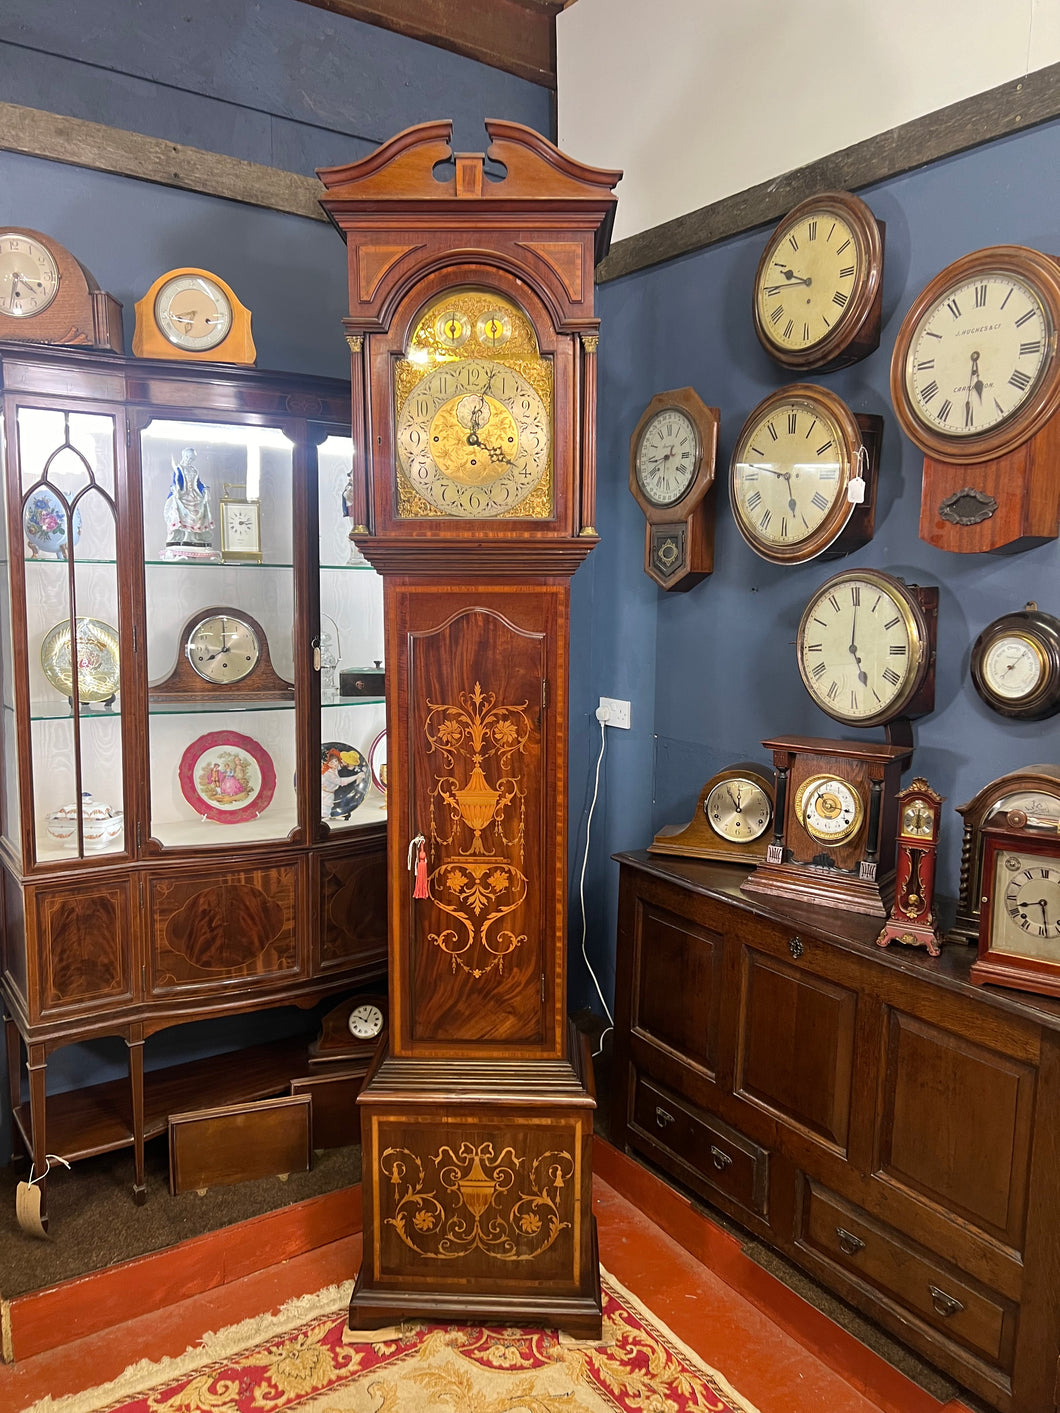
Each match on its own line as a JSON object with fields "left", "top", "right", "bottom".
{"left": 147, "top": 862, "right": 301, "bottom": 995}
{"left": 32, "top": 878, "right": 135, "bottom": 1019}
{"left": 876, "top": 1009, "right": 1036, "bottom": 1250}
{"left": 736, "top": 946, "right": 857, "bottom": 1154}
{"left": 315, "top": 846, "right": 387, "bottom": 975}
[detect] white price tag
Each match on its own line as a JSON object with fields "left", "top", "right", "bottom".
{"left": 847, "top": 475, "right": 866, "bottom": 504}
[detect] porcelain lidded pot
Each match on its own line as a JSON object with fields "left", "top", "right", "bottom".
{"left": 46, "top": 791, "right": 124, "bottom": 849}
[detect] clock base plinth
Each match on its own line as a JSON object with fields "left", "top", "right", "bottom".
{"left": 970, "top": 954, "right": 1060, "bottom": 998}
{"left": 876, "top": 915, "right": 942, "bottom": 956}
{"left": 353, "top": 1050, "right": 602, "bottom": 1341}
{"left": 742, "top": 859, "right": 895, "bottom": 918}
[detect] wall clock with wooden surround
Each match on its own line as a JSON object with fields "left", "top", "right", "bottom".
{"left": 752, "top": 191, "right": 884, "bottom": 371}
{"left": 970, "top": 601, "right": 1060, "bottom": 720}
{"left": 890, "top": 244, "right": 1060, "bottom": 552}
{"left": 318, "top": 120, "right": 620, "bottom": 1338}
{"left": 0, "top": 228, "right": 122, "bottom": 350}
{"left": 628, "top": 388, "right": 718, "bottom": 590}
{"left": 729, "top": 385, "right": 880, "bottom": 564}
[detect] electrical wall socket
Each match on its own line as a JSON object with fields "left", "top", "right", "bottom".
{"left": 598, "top": 696, "right": 631, "bottom": 729}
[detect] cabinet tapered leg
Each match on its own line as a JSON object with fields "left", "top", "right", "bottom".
{"left": 127, "top": 1028, "right": 146, "bottom": 1204}
{"left": 26, "top": 1042, "right": 48, "bottom": 1230}
{"left": 4, "top": 1012, "right": 25, "bottom": 1164}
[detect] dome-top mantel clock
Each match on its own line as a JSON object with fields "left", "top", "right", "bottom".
{"left": 318, "top": 121, "right": 620, "bottom": 1340}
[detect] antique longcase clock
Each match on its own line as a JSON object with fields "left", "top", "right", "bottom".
{"left": 318, "top": 121, "right": 619, "bottom": 1337}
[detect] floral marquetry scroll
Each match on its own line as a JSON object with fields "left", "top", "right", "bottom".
{"left": 382, "top": 1141, "right": 575, "bottom": 1261}
{"left": 424, "top": 682, "right": 532, "bottom": 978}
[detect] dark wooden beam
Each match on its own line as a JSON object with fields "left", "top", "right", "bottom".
{"left": 296, "top": 0, "right": 566, "bottom": 89}
{"left": 597, "top": 63, "right": 1060, "bottom": 282}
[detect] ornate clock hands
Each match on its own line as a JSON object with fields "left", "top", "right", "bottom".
{"left": 766, "top": 263, "right": 813, "bottom": 294}
{"left": 963, "top": 349, "right": 985, "bottom": 428}
{"left": 847, "top": 599, "right": 869, "bottom": 686}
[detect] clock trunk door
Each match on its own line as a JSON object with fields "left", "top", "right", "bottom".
{"left": 390, "top": 584, "right": 563, "bottom": 1057}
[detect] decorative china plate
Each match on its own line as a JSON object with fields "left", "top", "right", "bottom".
{"left": 24, "top": 487, "right": 82, "bottom": 558}
{"left": 40, "top": 617, "right": 120, "bottom": 701}
{"left": 368, "top": 729, "right": 388, "bottom": 797}
{"left": 321, "top": 740, "right": 369, "bottom": 820}
{"left": 179, "top": 731, "right": 276, "bottom": 824}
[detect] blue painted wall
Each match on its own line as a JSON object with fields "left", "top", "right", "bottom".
{"left": 569, "top": 118, "right": 1060, "bottom": 1023}
{"left": 0, "top": 0, "right": 550, "bottom": 1164}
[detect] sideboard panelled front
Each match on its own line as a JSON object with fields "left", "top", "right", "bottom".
{"left": 613, "top": 854, "right": 1060, "bottom": 1413}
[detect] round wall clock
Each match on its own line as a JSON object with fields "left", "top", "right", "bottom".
{"left": 132, "top": 267, "right": 256, "bottom": 365}
{"left": 628, "top": 387, "right": 719, "bottom": 591}
{"left": 729, "top": 385, "right": 880, "bottom": 564}
{"left": 970, "top": 601, "right": 1060, "bottom": 720}
{"left": 752, "top": 191, "right": 884, "bottom": 371}
{"left": 795, "top": 568, "right": 937, "bottom": 728}
{"left": 890, "top": 245, "right": 1060, "bottom": 464}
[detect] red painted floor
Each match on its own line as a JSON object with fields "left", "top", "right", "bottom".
{"left": 0, "top": 1144, "right": 974, "bottom": 1413}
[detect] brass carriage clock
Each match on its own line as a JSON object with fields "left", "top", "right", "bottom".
{"left": 319, "top": 122, "right": 619, "bottom": 1337}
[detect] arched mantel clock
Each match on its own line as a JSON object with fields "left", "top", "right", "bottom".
{"left": 318, "top": 121, "right": 620, "bottom": 1338}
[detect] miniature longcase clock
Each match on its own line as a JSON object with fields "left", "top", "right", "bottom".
{"left": 629, "top": 388, "right": 718, "bottom": 589}
{"left": 876, "top": 777, "right": 944, "bottom": 955}
{"left": 318, "top": 121, "right": 620, "bottom": 1339}
{"left": 890, "top": 245, "right": 1060, "bottom": 552}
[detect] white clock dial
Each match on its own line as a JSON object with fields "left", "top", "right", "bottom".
{"left": 0, "top": 232, "right": 60, "bottom": 317}
{"left": 704, "top": 777, "right": 772, "bottom": 842}
{"left": 731, "top": 396, "right": 845, "bottom": 553}
{"left": 995, "top": 853, "right": 1060, "bottom": 956}
{"left": 904, "top": 273, "right": 1049, "bottom": 438}
{"left": 155, "top": 273, "right": 233, "bottom": 351}
{"left": 347, "top": 1002, "right": 384, "bottom": 1040}
{"left": 795, "top": 774, "right": 864, "bottom": 844}
{"left": 756, "top": 211, "right": 860, "bottom": 353}
{"left": 797, "top": 572, "right": 928, "bottom": 726}
{"left": 635, "top": 408, "right": 700, "bottom": 507}
{"left": 982, "top": 633, "right": 1045, "bottom": 701}
{"left": 185, "top": 614, "right": 260, "bottom": 684}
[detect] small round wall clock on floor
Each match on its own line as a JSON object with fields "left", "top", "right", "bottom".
{"left": 970, "top": 602, "right": 1060, "bottom": 720}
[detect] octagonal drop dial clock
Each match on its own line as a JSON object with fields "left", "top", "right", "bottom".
{"left": 629, "top": 387, "right": 719, "bottom": 590}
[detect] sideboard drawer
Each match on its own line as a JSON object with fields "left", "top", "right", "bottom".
{"left": 631, "top": 1074, "right": 768, "bottom": 1218}
{"left": 798, "top": 1180, "right": 1015, "bottom": 1370}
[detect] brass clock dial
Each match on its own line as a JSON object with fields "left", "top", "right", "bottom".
{"left": 794, "top": 773, "right": 865, "bottom": 845}
{"left": 891, "top": 245, "right": 1060, "bottom": 463}
{"left": 796, "top": 568, "right": 936, "bottom": 727}
{"left": 704, "top": 773, "right": 772, "bottom": 843}
{"left": 752, "top": 191, "right": 883, "bottom": 370}
{"left": 155, "top": 271, "right": 233, "bottom": 351}
{"left": 394, "top": 290, "right": 552, "bottom": 520}
{"left": 0, "top": 231, "right": 60, "bottom": 317}
{"left": 970, "top": 602, "right": 1060, "bottom": 720}
{"left": 730, "top": 385, "right": 878, "bottom": 564}
{"left": 185, "top": 612, "right": 260, "bottom": 684}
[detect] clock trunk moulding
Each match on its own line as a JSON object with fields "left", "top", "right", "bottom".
{"left": 318, "top": 120, "right": 620, "bottom": 1338}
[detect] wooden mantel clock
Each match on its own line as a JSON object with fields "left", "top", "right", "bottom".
{"left": 318, "top": 121, "right": 620, "bottom": 1338}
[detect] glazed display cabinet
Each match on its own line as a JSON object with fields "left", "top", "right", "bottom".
{"left": 0, "top": 343, "right": 388, "bottom": 1218}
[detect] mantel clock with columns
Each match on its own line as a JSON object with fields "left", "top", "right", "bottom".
{"left": 318, "top": 121, "right": 620, "bottom": 1337}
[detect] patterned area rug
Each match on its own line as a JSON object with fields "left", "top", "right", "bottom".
{"left": 23, "top": 1269, "right": 759, "bottom": 1413}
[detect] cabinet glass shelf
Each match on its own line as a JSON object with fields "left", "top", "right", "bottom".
{"left": 144, "top": 559, "right": 294, "bottom": 570}
{"left": 26, "top": 700, "right": 122, "bottom": 722}
{"left": 26, "top": 557, "right": 117, "bottom": 567}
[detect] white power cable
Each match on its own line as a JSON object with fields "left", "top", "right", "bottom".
{"left": 579, "top": 707, "right": 614, "bottom": 1057}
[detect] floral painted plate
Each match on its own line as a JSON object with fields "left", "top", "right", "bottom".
{"left": 24, "top": 487, "right": 82, "bottom": 558}
{"left": 321, "top": 740, "right": 369, "bottom": 821}
{"left": 179, "top": 731, "right": 276, "bottom": 824}
{"left": 40, "top": 617, "right": 120, "bottom": 701}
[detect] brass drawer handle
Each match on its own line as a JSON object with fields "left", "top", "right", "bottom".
{"left": 928, "top": 1285, "right": 964, "bottom": 1319}
{"left": 654, "top": 1106, "right": 675, "bottom": 1129}
{"left": 789, "top": 935, "right": 804, "bottom": 959}
{"left": 710, "top": 1144, "right": 733, "bottom": 1171}
{"left": 835, "top": 1226, "right": 865, "bottom": 1256}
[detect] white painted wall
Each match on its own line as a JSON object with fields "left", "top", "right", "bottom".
{"left": 557, "top": 0, "right": 1060, "bottom": 243}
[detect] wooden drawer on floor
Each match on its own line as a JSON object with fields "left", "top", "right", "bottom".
{"left": 630, "top": 1073, "right": 768, "bottom": 1220}
{"left": 796, "top": 1177, "right": 1016, "bottom": 1371}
